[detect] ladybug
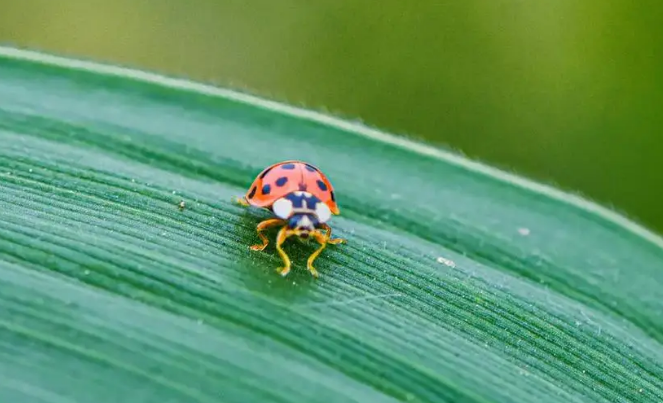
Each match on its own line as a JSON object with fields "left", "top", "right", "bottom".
{"left": 235, "top": 160, "right": 346, "bottom": 277}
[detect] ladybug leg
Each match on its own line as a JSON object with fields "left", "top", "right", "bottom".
{"left": 275, "top": 227, "right": 295, "bottom": 276}
{"left": 250, "top": 218, "right": 285, "bottom": 251}
{"left": 320, "top": 223, "right": 346, "bottom": 245}
{"left": 306, "top": 231, "right": 331, "bottom": 278}
{"left": 233, "top": 196, "right": 251, "bottom": 207}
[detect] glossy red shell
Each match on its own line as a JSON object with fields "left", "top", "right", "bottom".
{"left": 244, "top": 160, "right": 340, "bottom": 215}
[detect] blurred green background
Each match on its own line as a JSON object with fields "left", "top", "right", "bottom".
{"left": 1, "top": 1, "right": 661, "bottom": 234}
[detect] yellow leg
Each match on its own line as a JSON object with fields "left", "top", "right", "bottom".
{"left": 321, "top": 223, "right": 346, "bottom": 245}
{"left": 307, "top": 231, "right": 333, "bottom": 278}
{"left": 275, "top": 227, "right": 294, "bottom": 276}
{"left": 233, "top": 196, "right": 251, "bottom": 207}
{"left": 250, "top": 218, "right": 285, "bottom": 251}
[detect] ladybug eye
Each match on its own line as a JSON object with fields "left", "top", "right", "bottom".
{"left": 272, "top": 198, "right": 293, "bottom": 219}
{"left": 315, "top": 202, "right": 331, "bottom": 223}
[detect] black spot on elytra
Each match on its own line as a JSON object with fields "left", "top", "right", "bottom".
{"left": 275, "top": 177, "right": 288, "bottom": 187}
{"left": 248, "top": 186, "right": 257, "bottom": 199}
{"left": 317, "top": 180, "right": 328, "bottom": 191}
{"left": 298, "top": 183, "right": 307, "bottom": 191}
{"left": 330, "top": 190, "right": 336, "bottom": 202}
{"left": 259, "top": 166, "right": 273, "bottom": 179}
{"left": 281, "top": 163, "right": 296, "bottom": 170}
{"left": 262, "top": 184, "right": 271, "bottom": 195}
{"left": 305, "top": 164, "right": 317, "bottom": 172}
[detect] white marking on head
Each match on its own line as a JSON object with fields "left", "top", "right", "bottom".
{"left": 298, "top": 215, "right": 313, "bottom": 228}
{"left": 272, "top": 198, "right": 293, "bottom": 219}
{"left": 315, "top": 202, "right": 332, "bottom": 223}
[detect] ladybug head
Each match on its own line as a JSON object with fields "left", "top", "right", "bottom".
{"left": 286, "top": 214, "right": 318, "bottom": 238}
{"left": 272, "top": 192, "right": 332, "bottom": 237}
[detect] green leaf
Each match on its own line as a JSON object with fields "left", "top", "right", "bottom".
{"left": 1, "top": 47, "right": 662, "bottom": 403}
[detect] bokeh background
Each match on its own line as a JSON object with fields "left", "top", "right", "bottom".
{"left": 2, "top": 1, "right": 661, "bottom": 233}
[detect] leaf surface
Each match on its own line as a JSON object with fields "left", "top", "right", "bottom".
{"left": 1, "top": 48, "right": 662, "bottom": 403}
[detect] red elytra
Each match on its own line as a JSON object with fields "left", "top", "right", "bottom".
{"left": 243, "top": 160, "right": 340, "bottom": 215}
